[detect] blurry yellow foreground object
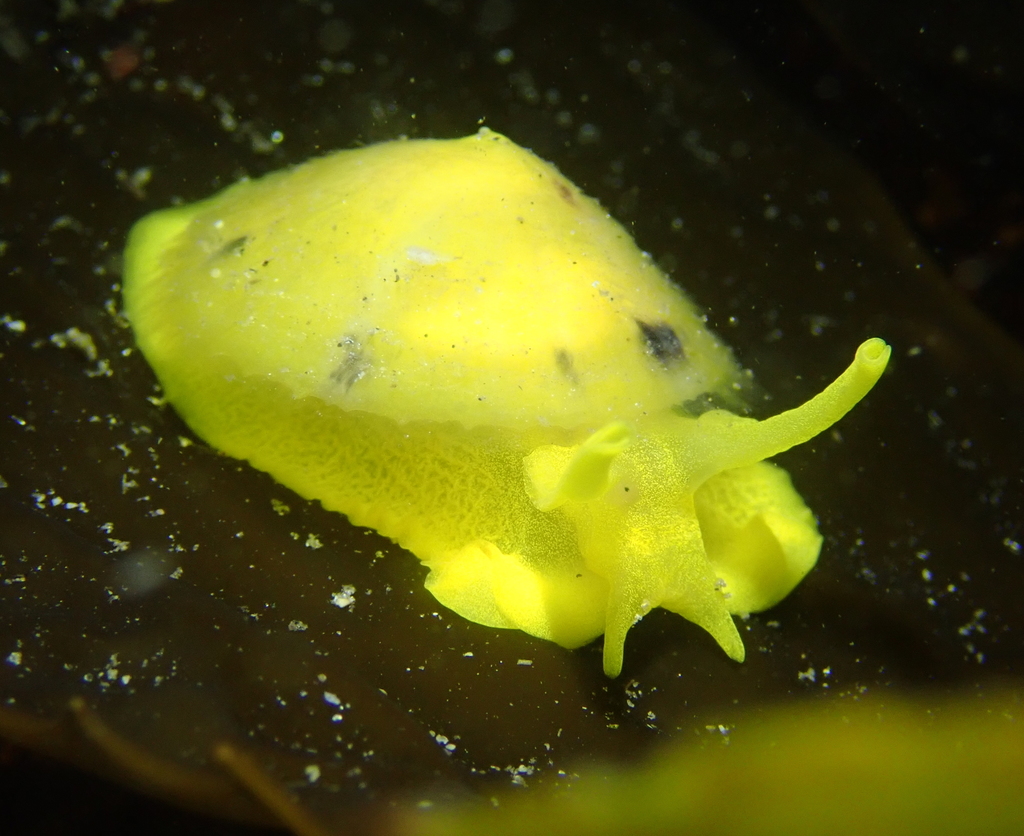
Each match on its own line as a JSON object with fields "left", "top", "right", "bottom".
{"left": 398, "top": 693, "right": 1024, "bottom": 836}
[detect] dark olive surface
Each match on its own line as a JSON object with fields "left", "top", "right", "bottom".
{"left": 2, "top": 1, "right": 1022, "bottom": 833}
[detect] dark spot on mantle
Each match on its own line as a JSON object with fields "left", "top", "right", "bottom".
{"left": 331, "top": 335, "right": 369, "bottom": 391}
{"left": 213, "top": 235, "right": 249, "bottom": 259}
{"left": 636, "top": 320, "right": 684, "bottom": 364}
{"left": 677, "top": 391, "right": 733, "bottom": 417}
{"left": 555, "top": 348, "right": 579, "bottom": 385}
{"left": 555, "top": 180, "right": 575, "bottom": 206}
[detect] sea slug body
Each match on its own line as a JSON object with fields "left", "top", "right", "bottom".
{"left": 122, "top": 128, "right": 889, "bottom": 677}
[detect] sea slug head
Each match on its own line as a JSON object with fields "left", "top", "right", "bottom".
{"left": 526, "top": 338, "right": 890, "bottom": 677}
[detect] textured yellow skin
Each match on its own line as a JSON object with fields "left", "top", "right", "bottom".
{"left": 122, "top": 129, "right": 890, "bottom": 677}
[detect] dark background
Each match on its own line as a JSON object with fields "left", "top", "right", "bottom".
{"left": 2, "top": 1, "right": 1023, "bottom": 834}
{"left": 687, "top": 0, "right": 1024, "bottom": 345}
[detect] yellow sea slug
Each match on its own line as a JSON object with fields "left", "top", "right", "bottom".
{"left": 122, "top": 128, "right": 890, "bottom": 677}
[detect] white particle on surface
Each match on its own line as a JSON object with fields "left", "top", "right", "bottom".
{"left": 406, "top": 245, "right": 451, "bottom": 265}
{"left": 49, "top": 326, "right": 99, "bottom": 362}
{"left": 330, "top": 585, "right": 356, "bottom": 609}
{"left": 288, "top": 620, "right": 308, "bottom": 632}
{"left": 957, "top": 609, "right": 987, "bottom": 637}
{"left": 428, "top": 730, "right": 458, "bottom": 753}
{"left": 305, "top": 533, "right": 323, "bottom": 549}
{"left": 1, "top": 315, "right": 26, "bottom": 333}
{"left": 6, "top": 651, "right": 22, "bottom": 666}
